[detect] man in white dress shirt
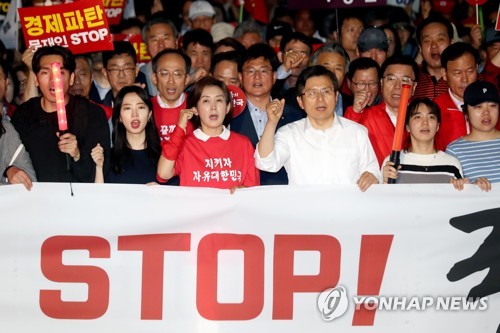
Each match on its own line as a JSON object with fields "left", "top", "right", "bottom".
{"left": 255, "top": 65, "right": 381, "bottom": 191}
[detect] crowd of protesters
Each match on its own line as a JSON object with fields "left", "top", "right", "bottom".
{"left": 1, "top": 0, "right": 499, "bottom": 192}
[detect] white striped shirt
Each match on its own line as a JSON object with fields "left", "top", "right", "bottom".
{"left": 446, "top": 138, "right": 500, "bottom": 183}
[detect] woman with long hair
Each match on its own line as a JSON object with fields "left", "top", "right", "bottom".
{"left": 91, "top": 86, "right": 161, "bottom": 184}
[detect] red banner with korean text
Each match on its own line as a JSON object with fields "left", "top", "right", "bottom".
{"left": 18, "top": 0, "right": 113, "bottom": 54}
{"left": 287, "top": 0, "right": 386, "bottom": 9}
{"left": 102, "top": 0, "right": 126, "bottom": 26}
{"left": 112, "top": 33, "right": 150, "bottom": 64}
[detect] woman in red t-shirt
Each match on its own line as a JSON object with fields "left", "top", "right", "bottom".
{"left": 157, "top": 77, "right": 259, "bottom": 190}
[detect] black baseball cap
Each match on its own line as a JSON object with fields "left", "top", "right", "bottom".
{"left": 463, "top": 81, "right": 499, "bottom": 107}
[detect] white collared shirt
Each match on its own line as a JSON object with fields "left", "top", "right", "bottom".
{"left": 156, "top": 93, "right": 186, "bottom": 109}
{"left": 448, "top": 89, "right": 464, "bottom": 111}
{"left": 193, "top": 126, "right": 230, "bottom": 142}
{"left": 255, "top": 116, "right": 381, "bottom": 185}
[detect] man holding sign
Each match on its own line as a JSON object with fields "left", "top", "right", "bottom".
{"left": 11, "top": 46, "right": 110, "bottom": 183}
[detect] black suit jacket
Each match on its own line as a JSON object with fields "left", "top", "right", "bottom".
{"left": 230, "top": 102, "right": 305, "bottom": 185}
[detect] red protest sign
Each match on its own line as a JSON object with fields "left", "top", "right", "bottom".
{"left": 227, "top": 85, "right": 247, "bottom": 118}
{"left": 18, "top": 0, "right": 113, "bottom": 54}
{"left": 112, "top": 33, "right": 151, "bottom": 64}
{"left": 496, "top": 3, "right": 500, "bottom": 31}
{"left": 465, "top": 0, "right": 487, "bottom": 5}
{"left": 102, "top": 0, "right": 126, "bottom": 26}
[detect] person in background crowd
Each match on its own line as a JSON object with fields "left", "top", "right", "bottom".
{"left": 274, "top": 32, "right": 312, "bottom": 99}
{"left": 347, "top": 57, "right": 382, "bottom": 111}
{"left": 233, "top": 20, "right": 264, "bottom": 49}
{"left": 357, "top": 28, "right": 389, "bottom": 67}
{"left": 292, "top": 9, "right": 325, "bottom": 43}
{"left": 213, "top": 37, "right": 246, "bottom": 55}
{"left": 230, "top": 43, "right": 304, "bottom": 185}
{"left": 11, "top": 46, "right": 110, "bottom": 183}
{"left": 91, "top": 86, "right": 161, "bottom": 184}
{"left": 210, "top": 51, "right": 242, "bottom": 87}
{"left": 413, "top": 15, "right": 453, "bottom": 100}
{"left": 69, "top": 55, "right": 93, "bottom": 99}
{"left": 182, "top": 28, "right": 214, "bottom": 83}
{"left": 345, "top": 56, "right": 419, "bottom": 166}
{"left": 189, "top": 0, "right": 216, "bottom": 32}
{"left": 102, "top": 41, "right": 143, "bottom": 107}
{"left": 210, "top": 22, "right": 235, "bottom": 43}
{"left": 140, "top": 17, "right": 179, "bottom": 97}
{"left": 266, "top": 21, "right": 294, "bottom": 50}
{"left": 0, "top": 59, "right": 36, "bottom": 190}
{"left": 331, "top": 14, "right": 364, "bottom": 62}
{"left": 310, "top": 42, "right": 352, "bottom": 116}
{"left": 89, "top": 52, "right": 112, "bottom": 104}
{"left": 394, "top": 21, "right": 419, "bottom": 59}
{"left": 157, "top": 77, "right": 259, "bottom": 190}
{"left": 151, "top": 49, "right": 194, "bottom": 143}
{"left": 433, "top": 42, "right": 485, "bottom": 151}
{"left": 382, "top": 98, "right": 463, "bottom": 184}
{"left": 12, "top": 63, "right": 29, "bottom": 106}
{"left": 380, "top": 24, "right": 401, "bottom": 58}
{"left": 255, "top": 65, "right": 380, "bottom": 190}
{"left": 446, "top": 81, "right": 500, "bottom": 190}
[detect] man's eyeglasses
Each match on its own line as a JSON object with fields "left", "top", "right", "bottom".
{"left": 351, "top": 81, "right": 379, "bottom": 89}
{"left": 383, "top": 75, "right": 414, "bottom": 85}
{"left": 107, "top": 67, "right": 135, "bottom": 76}
{"left": 156, "top": 70, "right": 186, "bottom": 80}
{"left": 300, "top": 87, "right": 335, "bottom": 100}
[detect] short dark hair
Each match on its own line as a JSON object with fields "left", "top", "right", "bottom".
{"left": 141, "top": 16, "right": 178, "bottom": 42}
{"left": 102, "top": 41, "right": 137, "bottom": 68}
{"left": 405, "top": 98, "right": 441, "bottom": 126}
{"left": 214, "top": 37, "right": 246, "bottom": 54}
{"left": 182, "top": 28, "right": 214, "bottom": 52}
{"left": 151, "top": 48, "right": 191, "bottom": 74}
{"left": 210, "top": 51, "right": 242, "bottom": 74}
{"left": 187, "top": 76, "right": 233, "bottom": 128}
{"left": 381, "top": 55, "right": 419, "bottom": 80}
{"left": 32, "top": 46, "right": 76, "bottom": 74}
{"left": 416, "top": 14, "right": 453, "bottom": 46}
{"left": 279, "top": 31, "right": 313, "bottom": 55}
{"left": 440, "top": 42, "right": 479, "bottom": 70}
{"left": 240, "top": 43, "right": 280, "bottom": 72}
{"left": 347, "top": 57, "right": 380, "bottom": 81}
{"left": 296, "top": 65, "right": 339, "bottom": 97}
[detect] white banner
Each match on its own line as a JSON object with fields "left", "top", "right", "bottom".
{"left": 0, "top": 183, "right": 499, "bottom": 332}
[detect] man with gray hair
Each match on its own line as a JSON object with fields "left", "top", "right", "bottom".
{"left": 140, "top": 16, "right": 178, "bottom": 97}
{"left": 233, "top": 20, "right": 264, "bottom": 49}
{"left": 310, "top": 42, "right": 353, "bottom": 115}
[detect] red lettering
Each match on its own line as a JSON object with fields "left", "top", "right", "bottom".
{"left": 118, "top": 233, "right": 191, "bottom": 320}
{"left": 273, "top": 235, "right": 341, "bottom": 319}
{"left": 39, "top": 236, "right": 110, "bottom": 319}
{"left": 197, "top": 234, "right": 264, "bottom": 320}
{"left": 352, "top": 235, "right": 393, "bottom": 326}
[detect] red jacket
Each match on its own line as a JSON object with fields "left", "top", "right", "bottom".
{"left": 345, "top": 102, "right": 398, "bottom": 166}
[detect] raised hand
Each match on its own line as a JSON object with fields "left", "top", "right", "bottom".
{"left": 352, "top": 89, "right": 371, "bottom": 113}
{"left": 178, "top": 107, "right": 197, "bottom": 131}
{"left": 265, "top": 98, "right": 285, "bottom": 125}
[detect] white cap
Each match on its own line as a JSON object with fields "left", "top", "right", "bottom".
{"left": 189, "top": 1, "right": 216, "bottom": 20}
{"left": 211, "top": 22, "right": 235, "bottom": 42}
